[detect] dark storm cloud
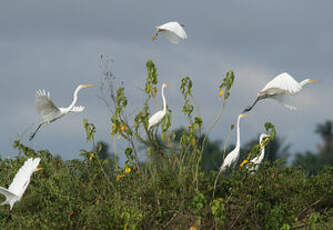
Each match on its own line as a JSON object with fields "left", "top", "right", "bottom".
{"left": 0, "top": 0, "right": 332, "bottom": 159}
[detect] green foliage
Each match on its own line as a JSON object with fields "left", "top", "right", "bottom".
{"left": 218, "top": 70, "right": 234, "bottom": 100}
{"left": 2, "top": 59, "right": 332, "bottom": 229}
{"left": 1, "top": 147, "right": 332, "bottom": 229}
{"left": 83, "top": 119, "right": 96, "bottom": 142}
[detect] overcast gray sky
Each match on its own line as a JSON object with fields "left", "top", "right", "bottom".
{"left": 0, "top": 0, "right": 331, "bottom": 160}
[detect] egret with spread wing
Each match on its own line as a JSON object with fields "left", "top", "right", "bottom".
{"left": 219, "top": 114, "right": 248, "bottom": 173}
{"left": 148, "top": 83, "right": 168, "bottom": 131}
{"left": 243, "top": 72, "right": 319, "bottom": 112}
{"left": 29, "top": 84, "right": 92, "bottom": 140}
{"left": 247, "top": 133, "right": 271, "bottom": 171}
{"left": 0, "top": 158, "right": 42, "bottom": 210}
{"left": 152, "top": 21, "right": 187, "bottom": 44}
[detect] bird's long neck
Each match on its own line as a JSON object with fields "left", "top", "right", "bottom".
{"left": 258, "top": 136, "right": 265, "bottom": 161}
{"left": 65, "top": 86, "right": 81, "bottom": 112}
{"left": 300, "top": 79, "right": 310, "bottom": 87}
{"left": 235, "top": 116, "right": 241, "bottom": 153}
{"left": 161, "top": 86, "right": 167, "bottom": 113}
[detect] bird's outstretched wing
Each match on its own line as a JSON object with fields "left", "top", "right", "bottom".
{"left": 70, "top": 105, "right": 85, "bottom": 112}
{"left": 157, "top": 21, "right": 187, "bottom": 44}
{"left": 260, "top": 72, "right": 302, "bottom": 95}
{"left": 8, "top": 158, "right": 41, "bottom": 197}
{"left": 0, "top": 186, "right": 18, "bottom": 202}
{"left": 35, "top": 90, "right": 60, "bottom": 121}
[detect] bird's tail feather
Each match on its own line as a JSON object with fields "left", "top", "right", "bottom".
{"left": 29, "top": 124, "right": 42, "bottom": 141}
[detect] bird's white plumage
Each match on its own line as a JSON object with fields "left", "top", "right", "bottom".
{"left": 0, "top": 158, "right": 41, "bottom": 210}
{"left": 219, "top": 114, "right": 247, "bottom": 172}
{"left": 220, "top": 148, "right": 240, "bottom": 171}
{"left": 35, "top": 90, "right": 61, "bottom": 123}
{"left": 148, "top": 111, "right": 165, "bottom": 130}
{"left": 30, "top": 84, "right": 92, "bottom": 140}
{"left": 248, "top": 134, "right": 269, "bottom": 171}
{"left": 155, "top": 21, "right": 187, "bottom": 44}
{"left": 70, "top": 105, "right": 85, "bottom": 112}
{"left": 8, "top": 158, "right": 41, "bottom": 197}
{"left": 244, "top": 72, "right": 318, "bottom": 112}
{"left": 260, "top": 72, "right": 302, "bottom": 96}
{"left": 148, "top": 83, "right": 168, "bottom": 130}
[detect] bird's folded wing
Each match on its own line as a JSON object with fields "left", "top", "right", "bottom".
{"left": 35, "top": 89, "right": 60, "bottom": 116}
{"left": 71, "top": 105, "right": 85, "bottom": 112}
{"left": 8, "top": 158, "right": 40, "bottom": 196}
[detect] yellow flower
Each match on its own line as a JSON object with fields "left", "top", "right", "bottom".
{"left": 116, "top": 174, "right": 125, "bottom": 182}
{"left": 190, "top": 226, "right": 197, "bottom": 230}
{"left": 89, "top": 153, "right": 94, "bottom": 161}
{"left": 219, "top": 89, "right": 224, "bottom": 97}
{"left": 240, "top": 159, "right": 248, "bottom": 167}
{"left": 124, "top": 167, "right": 131, "bottom": 174}
{"left": 120, "top": 124, "right": 127, "bottom": 132}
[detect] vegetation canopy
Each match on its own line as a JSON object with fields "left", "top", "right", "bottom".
{"left": 0, "top": 59, "right": 332, "bottom": 229}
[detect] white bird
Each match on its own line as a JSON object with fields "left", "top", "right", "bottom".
{"left": 29, "top": 84, "right": 93, "bottom": 140}
{"left": 219, "top": 114, "right": 248, "bottom": 172}
{"left": 152, "top": 21, "right": 187, "bottom": 44}
{"left": 247, "top": 133, "right": 271, "bottom": 171}
{"left": 148, "top": 83, "right": 168, "bottom": 130}
{"left": 243, "top": 72, "right": 319, "bottom": 112}
{"left": 0, "top": 158, "right": 42, "bottom": 210}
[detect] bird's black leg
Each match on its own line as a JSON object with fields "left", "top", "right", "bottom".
{"left": 29, "top": 124, "right": 42, "bottom": 141}
{"left": 5, "top": 209, "right": 12, "bottom": 224}
{"left": 243, "top": 96, "right": 261, "bottom": 113}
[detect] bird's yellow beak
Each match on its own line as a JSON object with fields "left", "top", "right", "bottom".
{"left": 265, "top": 134, "right": 271, "bottom": 138}
{"left": 310, "top": 80, "right": 319, "bottom": 83}
{"left": 35, "top": 168, "right": 43, "bottom": 172}
{"left": 152, "top": 33, "right": 158, "bottom": 40}
{"left": 82, "top": 84, "right": 93, "bottom": 88}
{"left": 240, "top": 114, "right": 248, "bottom": 118}
{"left": 165, "top": 84, "right": 169, "bottom": 87}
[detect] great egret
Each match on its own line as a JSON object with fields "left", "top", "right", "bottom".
{"left": 219, "top": 114, "right": 248, "bottom": 172}
{"left": 29, "top": 84, "right": 93, "bottom": 140}
{"left": 0, "top": 158, "right": 42, "bottom": 210}
{"left": 243, "top": 72, "right": 319, "bottom": 112}
{"left": 148, "top": 83, "right": 168, "bottom": 130}
{"left": 152, "top": 21, "right": 187, "bottom": 44}
{"left": 247, "top": 133, "right": 271, "bottom": 171}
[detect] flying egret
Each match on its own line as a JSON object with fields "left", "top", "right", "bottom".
{"left": 29, "top": 84, "right": 93, "bottom": 140}
{"left": 219, "top": 114, "right": 248, "bottom": 173}
{"left": 152, "top": 21, "right": 187, "bottom": 44}
{"left": 243, "top": 72, "right": 319, "bottom": 112}
{"left": 247, "top": 133, "right": 271, "bottom": 171}
{"left": 0, "top": 158, "right": 42, "bottom": 210}
{"left": 148, "top": 83, "right": 168, "bottom": 130}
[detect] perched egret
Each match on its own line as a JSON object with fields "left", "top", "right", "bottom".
{"left": 247, "top": 133, "right": 271, "bottom": 171}
{"left": 243, "top": 72, "right": 319, "bottom": 112}
{"left": 29, "top": 84, "right": 93, "bottom": 140}
{"left": 152, "top": 21, "right": 187, "bottom": 44}
{"left": 220, "top": 114, "right": 248, "bottom": 172}
{"left": 0, "top": 158, "right": 42, "bottom": 210}
{"left": 148, "top": 83, "right": 168, "bottom": 130}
